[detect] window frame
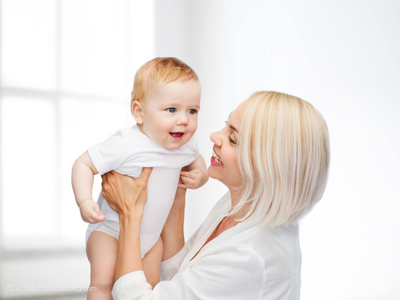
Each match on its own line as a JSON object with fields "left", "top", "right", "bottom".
{"left": 0, "top": 0, "right": 149, "bottom": 252}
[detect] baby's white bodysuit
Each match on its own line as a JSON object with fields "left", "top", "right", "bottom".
{"left": 85, "top": 125, "right": 199, "bottom": 257}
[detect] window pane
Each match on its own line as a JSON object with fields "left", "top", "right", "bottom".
{"left": 1, "top": 97, "right": 57, "bottom": 237}
{"left": 59, "top": 98, "right": 132, "bottom": 239}
{"left": 61, "top": 0, "right": 127, "bottom": 98}
{"left": 1, "top": 0, "right": 56, "bottom": 90}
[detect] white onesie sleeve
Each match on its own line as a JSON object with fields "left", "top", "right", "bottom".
{"left": 88, "top": 131, "right": 126, "bottom": 175}
{"left": 187, "top": 136, "right": 200, "bottom": 162}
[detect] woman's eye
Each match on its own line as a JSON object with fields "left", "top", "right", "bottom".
{"left": 189, "top": 109, "right": 197, "bottom": 114}
{"left": 167, "top": 108, "right": 176, "bottom": 113}
{"left": 229, "top": 136, "right": 237, "bottom": 145}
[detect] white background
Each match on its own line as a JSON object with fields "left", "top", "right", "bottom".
{"left": 1, "top": 1, "right": 400, "bottom": 299}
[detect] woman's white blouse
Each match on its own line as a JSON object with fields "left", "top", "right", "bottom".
{"left": 112, "top": 192, "right": 302, "bottom": 300}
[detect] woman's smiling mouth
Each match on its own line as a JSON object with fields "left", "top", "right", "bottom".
{"left": 211, "top": 149, "right": 223, "bottom": 166}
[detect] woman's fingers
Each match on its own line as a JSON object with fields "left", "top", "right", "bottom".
{"left": 101, "top": 172, "right": 108, "bottom": 184}
{"left": 138, "top": 167, "right": 153, "bottom": 185}
{"left": 101, "top": 171, "right": 119, "bottom": 201}
{"left": 101, "top": 173, "right": 110, "bottom": 196}
{"left": 102, "top": 170, "right": 119, "bottom": 187}
{"left": 100, "top": 168, "right": 153, "bottom": 215}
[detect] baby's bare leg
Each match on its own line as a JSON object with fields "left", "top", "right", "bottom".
{"left": 142, "top": 237, "right": 163, "bottom": 288}
{"left": 86, "top": 231, "right": 118, "bottom": 300}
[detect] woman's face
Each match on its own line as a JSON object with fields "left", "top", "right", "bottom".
{"left": 208, "top": 100, "right": 248, "bottom": 190}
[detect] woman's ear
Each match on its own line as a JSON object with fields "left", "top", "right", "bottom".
{"left": 132, "top": 101, "right": 144, "bottom": 124}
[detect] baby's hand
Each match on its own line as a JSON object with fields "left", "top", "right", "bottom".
{"left": 79, "top": 199, "right": 106, "bottom": 224}
{"left": 179, "top": 169, "right": 208, "bottom": 189}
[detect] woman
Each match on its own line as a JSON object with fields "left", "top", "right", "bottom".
{"left": 101, "top": 91, "right": 330, "bottom": 299}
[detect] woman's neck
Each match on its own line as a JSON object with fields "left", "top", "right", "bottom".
{"left": 228, "top": 188, "right": 241, "bottom": 207}
{"left": 227, "top": 188, "right": 248, "bottom": 220}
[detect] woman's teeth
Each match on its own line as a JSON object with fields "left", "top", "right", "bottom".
{"left": 212, "top": 150, "right": 222, "bottom": 163}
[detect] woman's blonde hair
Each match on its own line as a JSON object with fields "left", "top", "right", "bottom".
{"left": 231, "top": 91, "right": 330, "bottom": 227}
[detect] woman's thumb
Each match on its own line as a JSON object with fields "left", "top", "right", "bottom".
{"left": 140, "top": 167, "right": 153, "bottom": 184}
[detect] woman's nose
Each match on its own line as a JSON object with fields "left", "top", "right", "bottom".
{"left": 210, "top": 131, "right": 222, "bottom": 146}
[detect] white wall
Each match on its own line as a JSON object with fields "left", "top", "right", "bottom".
{"left": 155, "top": 1, "right": 400, "bottom": 299}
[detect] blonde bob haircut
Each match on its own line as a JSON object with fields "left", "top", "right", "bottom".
{"left": 230, "top": 91, "right": 330, "bottom": 227}
{"left": 131, "top": 57, "right": 198, "bottom": 107}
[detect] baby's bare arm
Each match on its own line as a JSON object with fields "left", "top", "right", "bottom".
{"left": 72, "top": 151, "right": 99, "bottom": 206}
{"left": 72, "top": 151, "right": 105, "bottom": 223}
{"left": 188, "top": 154, "right": 207, "bottom": 173}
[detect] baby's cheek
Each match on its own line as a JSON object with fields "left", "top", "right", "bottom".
{"left": 192, "top": 123, "right": 198, "bottom": 133}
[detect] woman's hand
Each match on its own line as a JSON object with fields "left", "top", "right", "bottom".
{"left": 101, "top": 168, "right": 153, "bottom": 217}
{"left": 101, "top": 169, "right": 152, "bottom": 283}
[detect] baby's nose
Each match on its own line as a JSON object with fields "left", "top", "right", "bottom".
{"left": 177, "top": 113, "right": 188, "bottom": 125}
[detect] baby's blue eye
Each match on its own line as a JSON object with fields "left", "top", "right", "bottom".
{"left": 189, "top": 109, "right": 197, "bottom": 114}
{"left": 167, "top": 108, "right": 176, "bottom": 113}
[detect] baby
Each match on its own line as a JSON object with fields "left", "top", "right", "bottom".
{"left": 71, "top": 57, "right": 208, "bottom": 299}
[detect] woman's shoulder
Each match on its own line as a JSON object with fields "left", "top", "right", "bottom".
{"left": 227, "top": 222, "right": 299, "bottom": 252}
{"left": 246, "top": 224, "right": 301, "bottom": 281}
{"left": 213, "top": 222, "right": 301, "bottom": 277}
{"left": 207, "top": 193, "right": 301, "bottom": 262}
{"left": 198, "top": 193, "right": 301, "bottom": 272}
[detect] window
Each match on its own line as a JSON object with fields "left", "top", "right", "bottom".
{"left": 0, "top": 0, "right": 155, "bottom": 249}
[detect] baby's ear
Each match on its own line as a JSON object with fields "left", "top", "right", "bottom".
{"left": 131, "top": 101, "right": 144, "bottom": 124}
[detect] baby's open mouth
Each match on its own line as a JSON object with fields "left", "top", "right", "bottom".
{"left": 170, "top": 132, "right": 184, "bottom": 138}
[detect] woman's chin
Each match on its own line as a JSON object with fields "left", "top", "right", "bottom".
{"left": 208, "top": 166, "right": 222, "bottom": 181}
